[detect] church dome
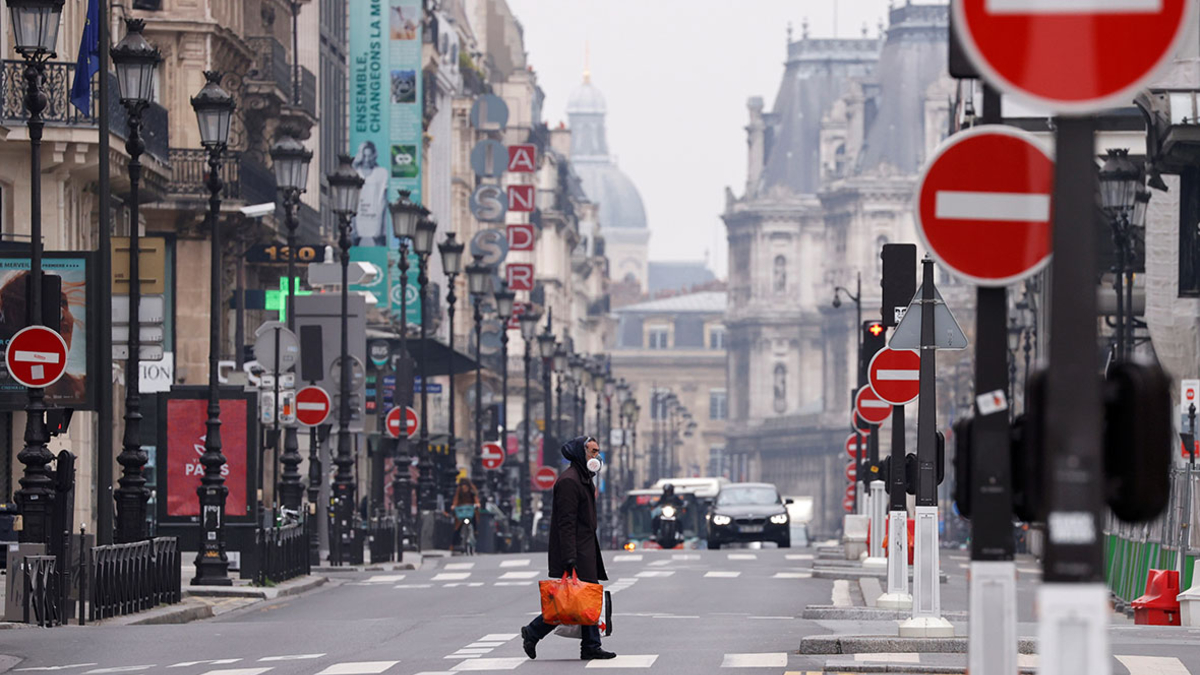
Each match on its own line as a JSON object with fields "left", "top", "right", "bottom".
{"left": 575, "top": 161, "right": 646, "bottom": 230}
{"left": 567, "top": 77, "right": 607, "bottom": 115}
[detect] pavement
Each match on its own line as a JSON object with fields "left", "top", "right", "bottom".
{"left": 0, "top": 545, "right": 1197, "bottom": 675}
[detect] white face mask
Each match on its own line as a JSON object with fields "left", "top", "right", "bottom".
{"left": 586, "top": 457, "right": 602, "bottom": 474}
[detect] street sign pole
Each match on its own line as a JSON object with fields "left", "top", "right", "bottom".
{"left": 878, "top": 403, "right": 911, "bottom": 610}
{"left": 866, "top": 424, "right": 884, "bottom": 562}
{"left": 900, "top": 256, "right": 953, "bottom": 637}
{"left": 1039, "top": 115, "right": 1110, "bottom": 675}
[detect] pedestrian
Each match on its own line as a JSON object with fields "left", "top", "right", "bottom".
{"left": 520, "top": 436, "right": 616, "bottom": 661}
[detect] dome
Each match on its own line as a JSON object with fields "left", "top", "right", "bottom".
{"left": 567, "top": 78, "right": 607, "bottom": 115}
{"left": 575, "top": 161, "right": 647, "bottom": 230}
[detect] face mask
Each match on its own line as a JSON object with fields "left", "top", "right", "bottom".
{"left": 586, "top": 456, "right": 602, "bottom": 474}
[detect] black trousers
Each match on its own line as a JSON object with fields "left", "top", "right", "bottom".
{"left": 524, "top": 615, "right": 602, "bottom": 652}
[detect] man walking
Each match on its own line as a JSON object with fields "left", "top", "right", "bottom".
{"left": 521, "top": 436, "right": 616, "bottom": 661}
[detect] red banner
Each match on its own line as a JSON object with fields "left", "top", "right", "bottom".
{"left": 166, "top": 398, "right": 249, "bottom": 517}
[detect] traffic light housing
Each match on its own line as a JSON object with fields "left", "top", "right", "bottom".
{"left": 881, "top": 243, "right": 917, "bottom": 328}
{"left": 953, "top": 416, "right": 974, "bottom": 519}
{"left": 861, "top": 321, "right": 886, "bottom": 377}
{"left": 1103, "top": 362, "right": 1172, "bottom": 522}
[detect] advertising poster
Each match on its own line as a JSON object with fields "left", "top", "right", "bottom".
{"left": 165, "top": 398, "right": 249, "bottom": 517}
{"left": 390, "top": 249, "right": 421, "bottom": 325}
{"left": 0, "top": 256, "right": 90, "bottom": 407}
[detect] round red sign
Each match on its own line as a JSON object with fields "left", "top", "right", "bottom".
{"left": 845, "top": 461, "right": 857, "bottom": 482}
{"left": 916, "top": 126, "right": 1054, "bottom": 287}
{"left": 5, "top": 326, "right": 68, "bottom": 389}
{"left": 295, "top": 386, "right": 332, "bottom": 427}
{"left": 533, "top": 466, "right": 557, "bottom": 491}
{"left": 953, "top": 0, "right": 1192, "bottom": 114}
{"left": 855, "top": 386, "right": 892, "bottom": 426}
{"left": 481, "top": 442, "right": 505, "bottom": 470}
{"left": 845, "top": 433, "right": 865, "bottom": 459}
{"left": 384, "top": 406, "right": 419, "bottom": 439}
{"left": 868, "top": 348, "right": 921, "bottom": 406}
{"left": 843, "top": 496, "right": 856, "bottom": 513}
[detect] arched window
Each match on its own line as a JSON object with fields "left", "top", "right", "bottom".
{"left": 773, "top": 255, "right": 787, "bottom": 293}
{"left": 773, "top": 363, "right": 787, "bottom": 413}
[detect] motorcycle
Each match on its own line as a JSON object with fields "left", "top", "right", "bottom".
{"left": 655, "top": 504, "right": 681, "bottom": 549}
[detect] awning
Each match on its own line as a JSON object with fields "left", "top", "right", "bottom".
{"left": 402, "top": 337, "right": 479, "bottom": 377}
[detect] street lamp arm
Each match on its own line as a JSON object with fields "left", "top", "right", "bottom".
{"left": 832, "top": 285, "right": 861, "bottom": 304}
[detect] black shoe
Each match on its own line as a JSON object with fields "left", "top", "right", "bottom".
{"left": 581, "top": 648, "right": 617, "bottom": 660}
{"left": 521, "top": 626, "right": 537, "bottom": 660}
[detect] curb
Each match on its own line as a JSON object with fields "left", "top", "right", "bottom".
{"left": 105, "top": 575, "right": 327, "bottom": 626}
{"left": 798, "top": 635, "right": 1038, "bottom": 654}
{"left": 822, "top": 661, "right": 1038, "bottom": 674}
{"left": 812, "top": 568, "right": 950, "bottom": 583}
{"left": 185, "top": 575, "right": 328, "bottom": 601}
{"left": 802, "top": 606, "right": 969, "bottom": 621}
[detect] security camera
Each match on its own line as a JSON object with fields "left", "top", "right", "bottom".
{"left": 240, "top": 202, "right": 276, "bottom": 218}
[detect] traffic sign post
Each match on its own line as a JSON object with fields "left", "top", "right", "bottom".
{"left": 6, "top": 326, "right": 69, "bottom": 389}
{"left": 481, "top": 442, "right": 504, "bottom": 471}
{"left": 870, "top": 349, "right": 919, "bottom": 611}
{"left": 532, "top": 466, "right": 556, "bottom": 491}
{"left": 295, "top": 386, "right": 331, "bottom": 427}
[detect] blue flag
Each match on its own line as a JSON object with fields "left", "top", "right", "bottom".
{"left": 69, "top": 0, "right": 99, "bottom": 116}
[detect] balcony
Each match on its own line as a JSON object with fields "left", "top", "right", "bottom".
{"left": 165, "top": 149, "right": 276, "bottom": 207}
{"left": 245, "top": 36, "right": 318, "bottom": 127}
{"left": 0, "top": 61, "right": 169, "bottom": 163}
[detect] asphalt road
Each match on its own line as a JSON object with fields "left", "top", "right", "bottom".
{"left": 2, "top": 546, "right": 1200, "bottom": 675}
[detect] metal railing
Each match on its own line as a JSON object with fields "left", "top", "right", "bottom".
{"left": 368, "top": 515, "right": 397, "bottom": 564}
{"left": 86, "top": 537, "right": 181, "bottom": 622}
{"left": 23, "top": 555, "right": 62, "bottom": 627}
{"left": 1105, "top": 467, "right": 1200, "bottom": 606}
{"left": 247, "top": 36, "right": 291, "bottom": 96}
{"left": 255, "top": 519, "right": 310, "bottom": 585}
{"left": 166, "top": 149, "right": 277, "bottom": 206}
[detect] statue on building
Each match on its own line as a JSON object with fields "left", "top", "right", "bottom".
{"left": 773, "top": 363, "right": 787, "bottom": 413}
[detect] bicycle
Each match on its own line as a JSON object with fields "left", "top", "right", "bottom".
{"left": 455, "top": 504, "right": 477, "bottom": 556}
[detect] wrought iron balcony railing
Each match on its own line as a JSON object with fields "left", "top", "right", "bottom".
{"left": 166, "top": 149, "right": 276, "bottom": 207}
{"left": 246, "top": 36, "right": 318, "bottom": 119}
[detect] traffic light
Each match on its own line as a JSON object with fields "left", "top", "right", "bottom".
{"left": 903, "top": 432, "right": 944, "bottom": 496}
{"left": 881, "top": 244, "right": 917, "bottom": 328}
{"left": 953, "top": 417, "right": 974, "bottom": 519}
{"left": 1103, "top": 362, "right": 1172, "bottom": 522}
{"left": 861, "top": 320, "right": 886, "bottom": 378}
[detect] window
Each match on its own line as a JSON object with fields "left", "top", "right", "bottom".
{"left": 709, "top": 389, "right": 728, "bottom": 420}
{"left": 648, "top": 325, "right": 670, "bottom": 349}
{"left": 773, "top": 255, "right": 787, "bottom": 293}
{"left": 709, "top": 326, "right": 726, "bottom": 350}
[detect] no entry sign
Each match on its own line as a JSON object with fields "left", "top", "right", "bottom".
{"left": 855, "top": 386, "right": 892, "bottom": 426}
{"left": 295, "top": 386, "right": 332, "bottom": 427}
{"left": 953, "top": 0, "right": 1192, "bottom": 113}
{"left": 916, "top": 126, "right": 1053, "bottom": 287}
{"left": 868, "top": 348, "right": 921, "bottom": 406}
{"left": 845, "top": 461, "right": 857, "bottom": 482}
{"left": 482, "top": 441, "right": 505, "bottom": 470}
{"left": 385, "top": 406, "right": 419, "bottom": 439}
{"left": 843, "top": 496, "right": 856, "bottom": 513}
{"left": 845, "top": 433, "right": 865, "bottom": 459}
{"left": 5, "top": 326, "right": 68, "bottom": 389}
{"left": 533, "top": 466, "right": 557, "bottom": 491}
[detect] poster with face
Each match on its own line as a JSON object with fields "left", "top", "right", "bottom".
{"left": 0, "top": 257, "right": 89, "bottom": 406}
{"left": 165, "top": 398, "right": 249, "bottom": 517}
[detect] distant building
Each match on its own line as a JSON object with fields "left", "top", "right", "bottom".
{"left": 648, "top": 261, "right": 717, "bottom": 296}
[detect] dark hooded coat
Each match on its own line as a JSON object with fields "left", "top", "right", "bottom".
{"left": 546, "top": 437, "right": 608, "bottom": 583}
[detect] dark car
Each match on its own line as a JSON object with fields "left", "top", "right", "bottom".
{"left": 706, "top": 483, "right": 791, "bottom": 549}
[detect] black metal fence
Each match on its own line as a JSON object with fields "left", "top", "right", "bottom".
{"left": 86, "top": 537, "right": 181, "bottom": 623}
{"left": 368, "top": 516, "right": 397, "bottom": 564}
{"left": 23, "top": 555, "right": 62, "bottom": 627}
{"left": 255, "top": 520, "right": 311, "bottom": 585}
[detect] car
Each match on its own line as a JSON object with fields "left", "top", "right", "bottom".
{"left": 706, "top": 482, "right": 791, "bottom": 549}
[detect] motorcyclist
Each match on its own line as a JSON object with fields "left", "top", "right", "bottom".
{"left": 652, "top": 484, "right": 685, "bottom": 541}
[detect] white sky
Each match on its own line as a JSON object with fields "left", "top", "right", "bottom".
{"left": 506, "top": 0, "right": 894, "bottom": 280}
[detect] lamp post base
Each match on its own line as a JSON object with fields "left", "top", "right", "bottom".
{"left": 191, "top": 555, "right": 232, "bottom": 586}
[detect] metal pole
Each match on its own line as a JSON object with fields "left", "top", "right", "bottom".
{"left": 115, "top": 96, "right": 148, "bottom": 543}
{"left": 1183, "top": 404, "right": 1196, "bottom": 581}
{"left": 878, "top": 402, "right": 911, "bottom": 609}
{"left": 279, "top": 192, "right": 304, "bottom": 511}
{"left": 499, "top": 325, "right": 510, "bottom": 515}
{"left": 1113, "top": 220, "right": 1125, "bottom": 362}
{"left": 417, "top": 254, "right": 434, "bottom": 511}
{"left": 96, "top": 0, "right": 115, "bottom": 546}
{"left": 521, "top": 341, "right": 532, "bottom": 546}
{"left": 445, "top": 275, "right": 458, "bottom": 506}
{"left": 393, "top": 242, "right": 412, "bottom": 540}
{"left": 333, "top": 215, "right": 355, "bottom": 563}
{"left": 472, "top": 296, "right": 484, "bottom": 498}
{"left": 193, "top": 123, "right": 231, "bottom": 586}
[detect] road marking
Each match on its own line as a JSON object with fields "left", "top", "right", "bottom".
{"left": 499, "top": 570, "right": 539, "bottom": 579}
{"left": 480, "top": 634, "right": 518, "bottom": 642}
{"left": 365, "top": 575, "right": 405, "bottom": 583}
{"left": 672, "top": 553, "right": 699, "bottom": 560}
{"left": 259, "top": 656, "right": 325, "bottom": 662}
{"left": 1018, "top": 655, "right": 1039, "bottom": 668}
{"left": 774, "top": 572, "right": 812, "bottom": 579}
{"left": 500, "top": 559, "right": 531, "bottom": 567}
{"left": 585, "top": 655, "right": 658, "bottom": 668}
{"left": 85, "top": 668, "right": 154, "bottom": 674}
{"left": 959, "top": 564, "right": 971, "bottom": 570}
{"left": 1018, "top": 567, "right": 1042, "bottom": 574}
{"left": 18, "top": 667, "right": 98, "bottom": 672}
{"left": 443, "top": 582, "right": 484, "bottom": 588}
{"left": 934, "top": 191, "right": 1051, "bottom": 222}
{"left": 315, "top": 663, "right": 398, "bottom": 675}
{"left": 721, "top": 653, "right": 788, "bottom": 668}
{"left": 855, "top": 653, "right": 920, "bottom": 663}
{"left": 394, "top": 584, "right": 433, "bottom": 589}
{"left": 950, "top": 554, "right": 969, "bottom": 561}
{"left": 785, "top": 554, "right": 814, "bottom": 560}
{"left": 168, "top": 662, "right": 242, "bottom": 669}
{"left": 198, "top": 670, "right": 272, "bottom": 675}
{"left": 832, "top": 579, "right": 852, "bottom": 607}
{"left": 652, "top": 615, "right": 700, "bottom": 619}
{"left": 432, "top": 572, "right": 471, "bottom": 581}
{"left": 635, "top": 570, "right": 675, "bottom": 578}
{"left": 493, "top": 581, "right": 534, "bottom": 586}
{"left": 705, "top": 571, "right": 742, "bottom": 578}
{"left": 442, "top": 656, "right": 480, "bottom": 660}
{"left": 450, "top": 658, "right": 525, "bottom": 671}
{"left": 449, "top": 650, "right": 492, "bottom": 656}
{"left": 727, "top": 553, "right": 756, "bottom": 560}
{"left": 749, "top": 616, "right": 793, "bottom": 620}
{"left": 613, "top": 554, "right": 643, "bottom": 562}
{"left": 1115, "top": 656, "right": 1190, "bottom": 675}
{"left": 649, "top": 559, "right": 673, "bottom": 567}
{"left": 464, "top": 643, "right": 504, "bottom": 649}
{"left": 444, "top": 562, "right": 475, "bottom": 570}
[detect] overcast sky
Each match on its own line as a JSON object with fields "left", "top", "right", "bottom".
{"left": 506, "top": 0, "right": 893, "bottom": 279}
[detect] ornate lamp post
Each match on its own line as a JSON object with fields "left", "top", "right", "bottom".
{"left": 553, "top": 345, "right": 568, "bottom": 448}
{"left": 413, "top": 217, "right": 439, "bottom": 511}
{"left": 833, "top": 271, "right": 864, "bottom": 381}
{"left": 620, "top": 392, "right": 636, "bottom": 494}
{"left": 571, "top": 355, "right": 588, "bottom": 439}
{"left": 494, "top": 283, "right": 516, "bottom": 512}
{"left": 388, "top": 190, "right": 425, "bottom": 537}
{"left": 190, "top": 71, "right": 235, "bottom": 585}
{"left": 9, "top": 0, "right": 64, "bottom": 547}
{"left": 111, "top": 18, "right": 161, "bottom": 543}
{"left": 269, "top": 131, "right": 312, "bottom": 514}
{"left": 518, "top": 308, "right": 542, "bottom": 546}
{"left": 438, "top": 233, "right": 465, "bottom": 505}
{"left": 327, "top": 155, "right": 364, "bottom": 564}
{"left": 465, "top": 254, "right": 491, "bottom": 498}
{"left": 1098, "top": 149, "right": 1141, "bottom": 363}
{"left": 1007, "top": 316, "right": 1022, "bottom": 420}
{"left": 537, "top": 319, "right": 557, "bottom": 536}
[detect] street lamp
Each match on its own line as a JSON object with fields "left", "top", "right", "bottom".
{"left": 519, "top": 308, "right": 541, "bottom": 546}
{"left": 111, "top": 18, "right": 161, "bottom": 543}
{"left": 190, "top": 71, "right": 235, "bottom": 586}
{"left": 553, "top": 344, "right": 568, "bottom": 445}
{"left": 438, "top": 232, "right": 465, "bottom": 506}
{"left": 388, "top": 190, "right": 425, "bottom": 541}
{"left": 1007, "top": 316, "right": 1022, "bottom": 418}
{"left": 9, "top": 0, "right": 63, "bottom": 548}
{"left": 269, "top": 131, "right": 312, "bottom": 515}
{"left": 833, "top": 272, "right": 864, "bottom": 382}
{"left": 494, "top": 283, "right": 516, "bottom": 514}
{"left": 537, "top": 315, "right": 557, "bottom": 540}
{"left": 328, "top": 154, "right": 364, "bottom": 564}
{"left": 413, "top": 217, "right": 438, "bottom": 512}
{"left": 466, "top": 254, "right": 491, "bottom": 496}
{"left": 1099, "top": 148, "right": 1141, "bottom": 362}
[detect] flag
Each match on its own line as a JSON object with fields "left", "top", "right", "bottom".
{"left": 70, "top": 0, "right": 100, "bottom": 116}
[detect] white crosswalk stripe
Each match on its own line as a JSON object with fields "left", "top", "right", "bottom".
{"left": 1115, "top": 655, "right": 1190, "bottom": 675}
{"left": 259, "top": 656, "right": 325, "bottom": 662}
{"left": 774, "top": 572, "right": 812, "bottom": 579}
{"left": 705, "top": 571, "right": 741, "bottom": 578}
{"left": 721, "top": 653, "right": 787, "bottom": 668}
{"left": 17, "top": 666, "right": 97, "bottom": 672}
{"left": 499, "top": 570, "right": 539, "bottom": 579}
{"left": 315, "top": 663, "right": 398, "bottom": 675}
{"left": 168, "top": 661, "right": 242, "bottom": 669}
{"left": 450, "top": 658, "right": 524, "bottom": 671}
{"left": 479, "top": 634, "right": 518, "bottom": 642}
{"left": 500, "top": 559, "right": 531, "bottom": 567}
{"left": 585, "top": 655, "right": 659, "bottom": 668}
{"left": 613, "top": 554, "right": 643, "bottom": 562}
{"left": 86, "top": 667, "right": 154, "bottom": 674}
{"left": 444, "top": 562, "right": 475, "bottom": 570}
{"left": 363, "top": 575, "right": 405, "bottom": 584}
{"left": 432, "top": 572, "right": 471, "bottom": 581}
{"left": 635, "top": 570, "right": 675, "bottom": 578}
{"left": 672, "top": 553, "right": 699, "bottom": 560}
{"left": 727, "top": 553, "right": 757, "bottom": 560}
{"left": 785, "top": 553, "right": 814, "bottom": 560}
{"left": 394, "top": 584, "right": 433, "bottom": 589}
{"left": 443, "top": 582, "right": 485, "bottom": 588}
{"left": 494, "top": 581, "right": 534, "bottom": 586}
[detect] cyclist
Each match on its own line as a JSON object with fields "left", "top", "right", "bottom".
{"left": 451, "top": 478, "right": 480, "bottom": 554}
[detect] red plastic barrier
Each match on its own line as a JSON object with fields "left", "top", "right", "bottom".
{"left": 1131, "top": 569, "right": 1181, "bottom": 626}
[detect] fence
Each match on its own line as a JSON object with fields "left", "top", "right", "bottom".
{"left": 86, "top": 537, "right": 181, "bottom": 623}
{"left": 255, "top": 520, "right": 311, "bottom": 585}
{"left": 368, "top": 516, "right": 397, "bottom": 564}
{"left": 23, "top": 555, "right": 62, "bottom": 627}
{"left": 1105, "top": 466, "right": 1199, "bottom": 605}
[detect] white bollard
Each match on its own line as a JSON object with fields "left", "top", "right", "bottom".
{"left": 1038, "top": 583, "right": 1110, "bottom": 675}
{"left": 863, "top": 481, "right": 888, "bottom": 569}
{"left": 1177, "top": 559, "right": 1200, "bottom": 626}
{"left": 900, "top": 505, "right": 953, "bottom": 637}
{"left": 877, "top": 510, "right": 912, "bottom": 609}
{"left": 968, "top": 560, "right": 1016, "bottom": 675}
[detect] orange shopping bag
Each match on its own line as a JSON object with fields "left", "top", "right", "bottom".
{"left": 539, "top": 569, "right": 603, "bottom": 625}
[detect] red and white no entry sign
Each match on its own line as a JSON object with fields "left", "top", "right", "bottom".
{"left": 295, "top": 386, "right": 332, "bottom": 427}
{"left": 953, "top": 0, "right": 1192, "bottom": 113}
{"left": 843, "top": 496, "right": 856, "bottom": 513}
{"left": 385, "top": 406, "right": 419, "bottom": 439}
{"left": 5, "top": 326, "right": 68, "bottom": 389}
{"left": 845, "top": 461, "right": 857, "bottom": 482}
{"left": 533, "top": 466, "right": 557, "bottom": 491}
{"left": 481, "top": 442, "right": 505, "bottom": 470}
{"left": 855, "top": 386, "right": 892, "bottom": 426}
{"left": 845, "top": 433, "right": 864, "bottom": 459}
{"left": 868, "top": 348, "right": 921, "bottom": 406}
{"left": 916, "top": 126, "right": 1054, "bottom": 287}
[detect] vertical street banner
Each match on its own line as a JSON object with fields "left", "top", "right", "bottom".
{"left": 165, "top": 397, "right": 249, "bottom": 517}
{"left": 349, "top": 0, "right": 422, "bottom": 318}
